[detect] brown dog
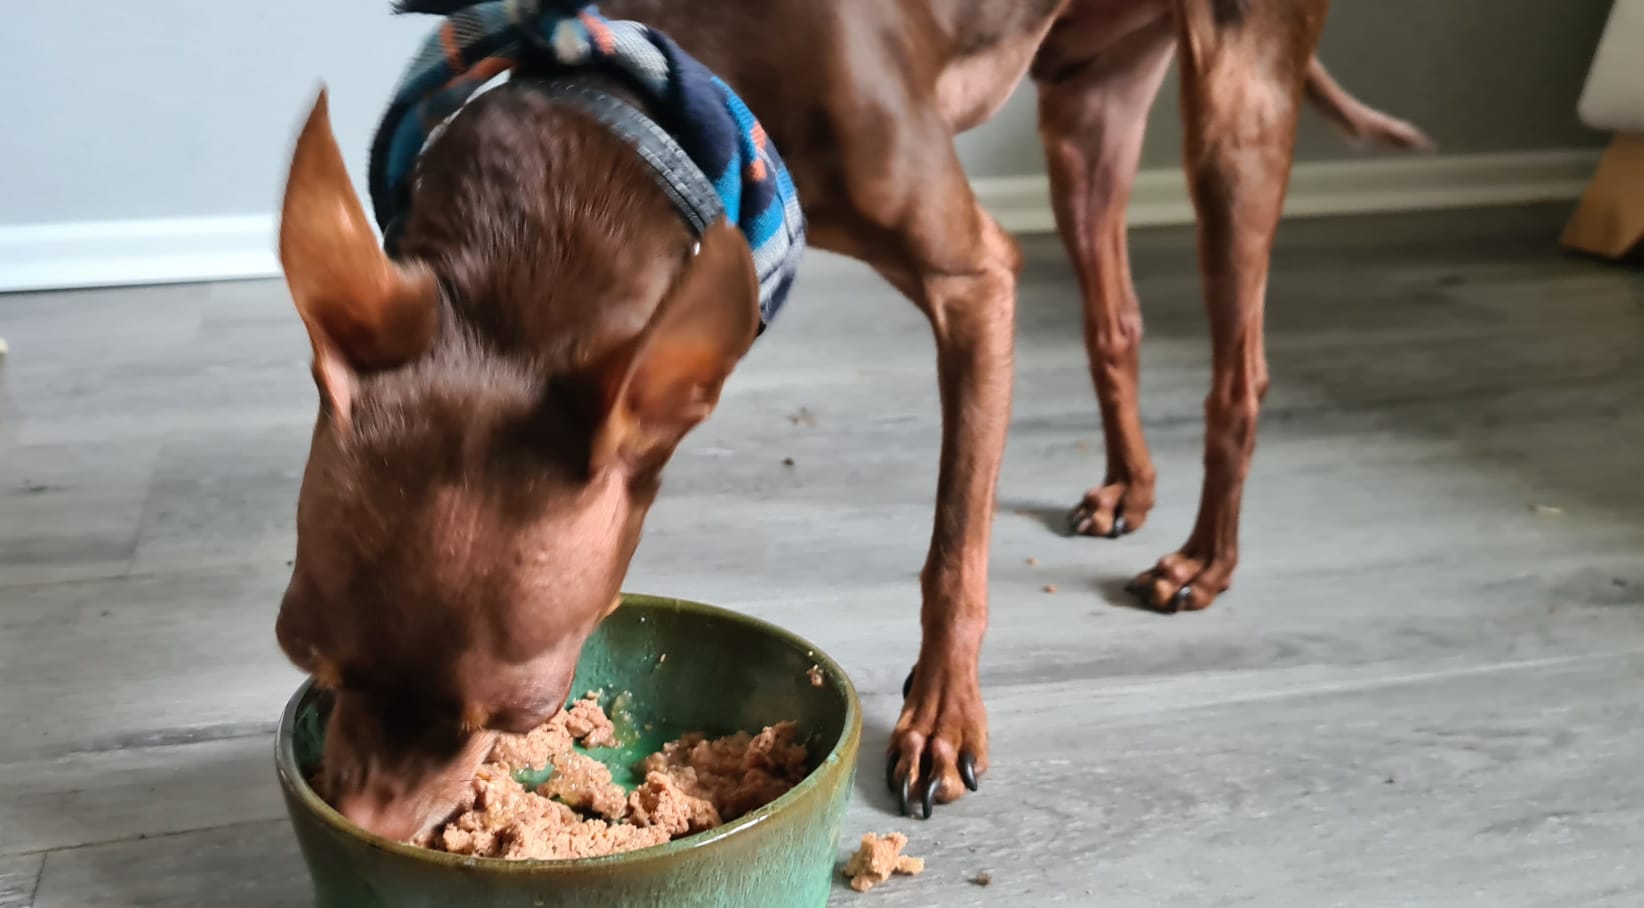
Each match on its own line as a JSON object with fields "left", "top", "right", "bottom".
{"left": 275, "top": 0, "right": 1427, "bottom": 837}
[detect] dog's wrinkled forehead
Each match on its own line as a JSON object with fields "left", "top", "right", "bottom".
{"left": 326, "top": 363, "right": 573, "bottom": 510}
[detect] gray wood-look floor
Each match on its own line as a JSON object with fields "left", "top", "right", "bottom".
{"left": 3, "top": 204, "right": 1644, "bottom": 906}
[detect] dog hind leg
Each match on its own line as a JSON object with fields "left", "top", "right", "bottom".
{"left": 1034, "top": 15, "right": 1176, "bottom": 540}
{"left": 1127, "top": 0, "right": 1324, "bottom": 612}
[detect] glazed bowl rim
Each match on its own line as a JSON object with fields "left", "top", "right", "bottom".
{"left": 274, "top": 592, "right": 863, "bottom": 874}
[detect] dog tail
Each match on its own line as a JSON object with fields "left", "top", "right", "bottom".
{"left": 1305, "top": 57, "right": 1434, "bottom": 152}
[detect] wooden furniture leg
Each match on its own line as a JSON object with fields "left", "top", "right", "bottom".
{"left": 1562, "top": 133, "right": 1644, "bottom": 259}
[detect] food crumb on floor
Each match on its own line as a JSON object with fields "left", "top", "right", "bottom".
{"left": 843, "top": 831, "right": 924, "bottom": 892}
{"left": 1042, "top": 584, "right": 1057, "bottom": 594}
{"left": 782, "top": 457, "right": 796, "bottom": 467}
{"left": 807, "top": 664, "right": 824, "bottom": 687}
{"left": 1025, "top": 557, "right": 1038, "bottom": 567}
{"left": 971, "top": 871, "right": 992, "bottom": 886}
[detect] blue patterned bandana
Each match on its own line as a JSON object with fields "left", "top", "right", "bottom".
{"left": 369, "top": 0, "right": 806, "bottom": 328}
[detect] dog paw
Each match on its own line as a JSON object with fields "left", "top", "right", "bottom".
{"left": 1068, "top": 481, "right": 1151, "bottom": 538}
{"left": 887, "top": 662, "right": 987, "bottom": 819}
{"left": 1124, "top": 548, "right": 1234, "bottom": 613}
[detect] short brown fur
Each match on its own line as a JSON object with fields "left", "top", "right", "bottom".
{"left": 275, "top": 0, "right": 1427, "bottom": 835}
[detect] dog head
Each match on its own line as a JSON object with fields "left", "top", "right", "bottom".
{"left": 272, "top": 90, "right": 758, "bottom": 839}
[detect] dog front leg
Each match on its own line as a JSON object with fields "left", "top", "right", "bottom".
{"left": 865, "top": 174, "right": 1018, "bottom": 819}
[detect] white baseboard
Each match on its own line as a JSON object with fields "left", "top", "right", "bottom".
{"left": 975, "top": 148, "right": 1600, "bottom": 234}
{"left": 0, "top": 150, "right": 1599, "bottom": 294}
{"left": 0, "top": 215, "right": 278, "bottom": 294}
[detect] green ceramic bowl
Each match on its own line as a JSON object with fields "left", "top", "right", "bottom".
{"left": 275, "top": 594, "right": 862, "bottom": 908}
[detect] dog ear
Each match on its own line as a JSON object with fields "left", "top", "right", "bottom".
{"left": 278, "top": 89, "right": 438, "bottom": 421}
{"left": 590, "top": 220, "right": 760, "bottom": 473}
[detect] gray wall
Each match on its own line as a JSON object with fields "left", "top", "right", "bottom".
{"left": 0, "top": 0, "right": 1614, "bottom": 227}
{"left": 0, "top": 1, "right": 428, "bottom": 226}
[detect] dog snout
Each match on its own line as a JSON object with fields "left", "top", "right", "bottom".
{"left": 333, "top": 781, "right": 444, "bottom": 842}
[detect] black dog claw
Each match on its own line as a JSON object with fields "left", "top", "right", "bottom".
{"left": 1106, "top": 513, "right": 1128, "bottom": 539}
{"left": 898, "top": 773, "right": 912, "bottom": 816}
{"left": 886, "top": 756, "right": 899, "bottom": 792}
{"left": 1165, "top": 584, "right": 1193, "bottom": 613}
{"left": 958, "top": 752, "right": 979, "bottom": 792}
{"left": 920, "top": 779, "right": 937, "bottom": 820}
{"left": 1067, "top": 507, "right": 1088, "bottom": 534}
{"left": 902, "top": 668, "right": 913, "bottom": 699}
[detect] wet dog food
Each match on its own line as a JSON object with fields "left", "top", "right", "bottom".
{"left": 415, "top": 694, "right": 809, "bottom": 860}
